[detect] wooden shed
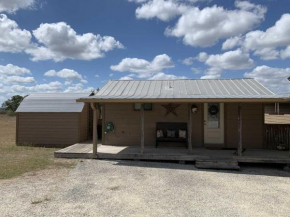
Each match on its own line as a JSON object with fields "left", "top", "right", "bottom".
{"left": 16, "top": 93, "right": 90, "bottom": 148}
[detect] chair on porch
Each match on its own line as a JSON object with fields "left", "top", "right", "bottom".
{"left": 156, "top": 122, "right": 188, "bottom": 148}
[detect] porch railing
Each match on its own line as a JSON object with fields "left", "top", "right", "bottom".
{"left": 264, "top": 124, "right": 290, "bottom": 150}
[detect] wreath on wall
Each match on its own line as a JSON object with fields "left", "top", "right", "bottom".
{"left": 208, "top": 105, "right": 219, "bottom": 116}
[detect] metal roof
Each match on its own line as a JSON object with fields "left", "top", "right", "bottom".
{"left": 79, "top": 79, "right": 286, "bottom": 101}
{"left": 16, "top": 93, "right": 89, "bottom": 113}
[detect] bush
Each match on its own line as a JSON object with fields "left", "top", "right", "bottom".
{"left": 6, "top": 110, "right": 16, "bottom": 116}
{"left": 0, "top": 110, "right": 6, "bottom": 115}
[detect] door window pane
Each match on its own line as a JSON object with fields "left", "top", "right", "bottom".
{"left": 208, "top": 103, "right": 220, "bottom": 129}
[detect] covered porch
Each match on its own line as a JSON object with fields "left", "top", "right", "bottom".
{"left": 73, "top": 79, "right": 290, "bottom": 164}
{"left": 54, "top": 141, "right": 290, "bottom": 164}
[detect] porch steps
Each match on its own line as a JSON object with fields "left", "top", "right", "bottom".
{"left": 195, "top": 159, "right": 240, "bottom": 170}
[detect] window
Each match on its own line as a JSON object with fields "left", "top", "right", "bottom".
{"left": 144, "top": 103, "right": 152, "bottom": 111}
{"left": 134, "top": 103, "right": 142, "bottom": 110}
{"left": 134, "top": 103, "right": 152, "bottom": 111}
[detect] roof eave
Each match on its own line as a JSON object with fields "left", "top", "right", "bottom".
{"left": 76, "top": 98, "right": 290, "bottom": 103}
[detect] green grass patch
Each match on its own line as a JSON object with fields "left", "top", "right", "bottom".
{"left": 0, "top": 114, "right": 76, "bottom": 179}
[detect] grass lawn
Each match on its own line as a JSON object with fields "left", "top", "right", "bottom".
{"left": 0, "top": 114, "right": 76, "bottom": 179}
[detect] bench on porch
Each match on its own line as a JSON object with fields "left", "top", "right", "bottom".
{"left": 156, "top": 122, "right": 188, "bottom": 148}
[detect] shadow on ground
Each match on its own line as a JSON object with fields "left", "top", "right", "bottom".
{"left": 105, "top": 159, "right": 290, "bottom": 178}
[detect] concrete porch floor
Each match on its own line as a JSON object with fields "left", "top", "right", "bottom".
{"left": 54, "top": 141, "right": 290, "bottom": 164}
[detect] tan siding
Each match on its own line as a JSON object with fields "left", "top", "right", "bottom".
{"left": 104, "top": 102, "right": 264, "bottom": 149}
{"left": 104, "top": 103, "right": 141, "bottom": 146}
{"left": 18, "top": 113, "right": 79, "bottom": 146}
{"left": 104, "top": 103, "right": 195, "bottom": 146}
{"left": 80, "top": 103, "right": 89, "bottom": 142}
{"left": 226, "top": 103, "right": 264, "bottom": 149}
{"left": 191, "top": 103, "right": 203, "bottom": 147}
{"left": 144, "top": 103, "right": 188, "bottom": 146}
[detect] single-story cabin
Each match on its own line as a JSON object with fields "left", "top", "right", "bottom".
{"left": 16, "top": 79, "right": 290, "bottom": 163}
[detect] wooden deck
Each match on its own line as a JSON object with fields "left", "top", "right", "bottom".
{"left": 54, "top": 141, "right": 290, "bottom": 164}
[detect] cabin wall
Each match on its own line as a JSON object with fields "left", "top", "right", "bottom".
{"left": 226, "top": 103, "right": 264, "bottom": 149}
{"left": 103, "top": 103, "right": 203, "bottom": 147}
{"left": 264, "top": 103, "right": 290, "bottom": 124}
{"left": 17, "top": 112, "right": 80, "bottom": 148}
{"left": 103, "top": 102, "right": 264, "bottom": 149}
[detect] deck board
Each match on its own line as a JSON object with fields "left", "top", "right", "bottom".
{"left": 54, "top": 141, "right": 290, "bottom": 164}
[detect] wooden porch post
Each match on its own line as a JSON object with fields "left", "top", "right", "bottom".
{"left": 90, "top": 102, "right": 99, "bottom": 156}
{"left": 237, "top": 104, "right": 243, "bottom": 156}
{"left": 188, "top": 103, "right": 192, "bottom": 154}
{"left": 141, "top": 103, "right": 145, "bottom": 154}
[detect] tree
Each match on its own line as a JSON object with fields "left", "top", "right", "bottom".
{"left": 1, "top": 95, "right": 26, "bottom": 112}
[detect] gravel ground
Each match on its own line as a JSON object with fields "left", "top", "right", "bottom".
{"left": 1, "top": 160, "right": 290, "bottom": 217}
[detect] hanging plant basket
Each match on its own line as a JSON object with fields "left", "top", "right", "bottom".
{"left": 208, "top": 105, "right": 219, "bottom": 116}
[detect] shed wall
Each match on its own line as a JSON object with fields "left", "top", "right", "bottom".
{"left": 80, "top": 103, "right": 89, "bottom": 141}
{"left": 17, "top": 112, "right": 80, "bottom": 147}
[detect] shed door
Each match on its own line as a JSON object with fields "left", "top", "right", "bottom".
{"left": 204, "top": 103, "right": 224, "bottom": 147}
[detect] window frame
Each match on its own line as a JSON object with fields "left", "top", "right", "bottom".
{"left": 134, "top": 103, "right": 153, "bottom": 111}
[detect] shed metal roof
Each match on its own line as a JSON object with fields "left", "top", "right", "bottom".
{"left": 16, "top": 93, "right": 89, "bottom": 113}
{"left": 79, "top": 79, "right": 287, "bottom": 101}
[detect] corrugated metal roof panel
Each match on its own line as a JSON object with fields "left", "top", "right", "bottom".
{"left": 81, "top": 79, "right": 282, "bottom": 100}
{"left": 17, "top": 93, "right": 89, "bottom": 113}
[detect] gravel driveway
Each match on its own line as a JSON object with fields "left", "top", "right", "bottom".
{"left": 1, "top": 160, "right": 290, "bottom": 217}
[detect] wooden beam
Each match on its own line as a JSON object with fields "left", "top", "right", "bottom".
{"left": 16, "top": 113, "right": 19, "bottom": 145}
{"left": 141, "top": 104, "right": 144, "bottom": 154}
{"left": 77, "top": 98, "right": 290, "bottom": 103}
{"left": 102, "top": 103, "right": 106, "bottom": 145}
{"left": 90, "top": 102, "right": 98, "bottom": 156}
{"left": 237, "top": 104, "right": 243, "bottom": 156}
{"left": 188, "top": 103, "right": 192, "bottom": 154}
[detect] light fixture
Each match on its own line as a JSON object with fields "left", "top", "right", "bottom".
{"left": 191, "top": 104, "right": 198, "bottom": 113}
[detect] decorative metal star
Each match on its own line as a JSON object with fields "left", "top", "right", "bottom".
{"left": 162, "top": 103, "right": 181, "bottom": 116}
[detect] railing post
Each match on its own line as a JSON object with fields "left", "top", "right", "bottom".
{"left": 90, "top": 102, "right": 98, "bottom": 157}
{"left": 237, "top": 104, "right": 243, "bottom": 156}
{"left": 188, "top": 103, "right": 192, "bottom": 154}
{"left": 141, "top": 103, "right": 144, "bottom": 154}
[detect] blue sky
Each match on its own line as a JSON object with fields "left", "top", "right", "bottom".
{"left": 0, "top": 0, "right": 290, "bottom": 103}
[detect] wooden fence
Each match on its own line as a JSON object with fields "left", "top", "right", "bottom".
{"left": 264, "top": 124, "right": 290, "bottom": 150}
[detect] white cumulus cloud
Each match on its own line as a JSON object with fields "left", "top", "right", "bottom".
{"left": 110, "top": 54, "right": 174, "bottom": 78}
{"left": 119, "top": 76, "right": 134, "bottom": 80}
{"left": 0, "top": 15, "right": 124, "bottom": 62}
{"left": 64, "top": 83, "right": 95, "bottom": 93}
{"left": 223, "top": 14, "right": 290, "bottom": 60}
{"left": 134, "top": 1, "right": 266, "bottom": 47}
{"left": 136, "top": 0, "right": 188, "bottom": 21}
{"left": 0, "top": 14, "right": 32, "bottom": 53}
{"left": 4, "top": 76, "right": 35, "bottom": 84}
{"left": 198, "top": 49, "right": 255, "bottom": 78}
{"left": 148, "top": 72, "right": 187, "bottom": 80}
{"left": 244, "top": 65, "right": 290, "bottom": 93}
{"left": 0, "top": 0, "right": 35, "bottom": 13}
{"left": 165, "top": 1, "right": 266, "bottom": 47}
{"left": 44, "top": 69, "right": 87, "bottom": 83}
{"left": 25, "top": 22, "right": 124, "bottom": 62}
{"left": 0, "top": 64, "right": 31, "bottom": 75}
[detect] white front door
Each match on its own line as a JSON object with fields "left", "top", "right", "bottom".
{"left": 204, "top": 103, "right": 224, "bottom": 147}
